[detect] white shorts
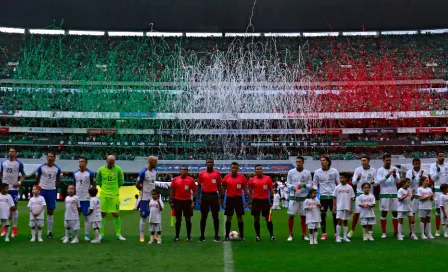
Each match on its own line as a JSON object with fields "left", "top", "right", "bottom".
{"left": 29, "top": 219, "right": 44, "bottom": 228}
{"left": 64, "top": 220, "right": 80, "bottom": 230}
{"left": 398, "top": 211, "right": 413, "bottom": 218}
{"left": 307, "top": 222, "right": 321, "bottom": 230}
{"left": 418, "top": 209, "right": 432, "bottom": 218}
{"left": 435, "top": 192, "right": 442, "bottom": 208}
{"left": 380, "top": 198, "right": 398, "bottom": 212}
{"left": 361, "top": 217, "right": 376, "bottom": 226}
{"left": 149, "top": 223, "right": 162, "bottom": 232}
{"left": 91, "top": 221, "right": 102, "bottom": 229}
{"left": 0, "top": 219, "right": 10, "bottom": 225}
{"left": 336, "top": 210, "right": 351, "bottom": 220}
{"left": 288, "top": 200, "right": 305, "bottom": 216}
{"left": 411, "top": 199, "right": 419, "bottom": 213}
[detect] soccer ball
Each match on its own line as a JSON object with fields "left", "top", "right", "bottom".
{"left": 229, "top": 231, "right": 240, "bottom": 240}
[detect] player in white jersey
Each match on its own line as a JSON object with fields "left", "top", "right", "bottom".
{"left": 304, "top": 189, "right": 321, "bottom": 245}
{"left": 417, "top": 177, "right": 435, "bottom": 239}
{"left": 148, "top": 189, "right": 164, "bottom": 244}
{"left": 357, "top": 183, "right": 375, "bottom": 241}
{"left": 286, "top": 156, "right": 312, "bottom": 241}
{"left": 35, "top": 152, "right": 61, "bottom": 239}
{"left": 313, "top": 156, "right": 340, "bottom": 240}
{"left": 429, "top": 151, "right": 448, "bottom": 236}
{"left": 63, "top": 184, "right": 81, "bottom": 244}
{"left": 438, "top": 184, "right": 448, "bottom": 237}
{"left": 348, "top": 156, "right": 376, "bottom": 238}
{"left": 375, "top": 154, "right": 400, "bottom": 238}
{"left": 406, "top": 158, "right": 429, "bottom": 214}
{"left": 88, "top": 187, "right": 102, "bottom": 243}
{"left": 272, "top": 190, "right": 280, "bottom": 210}
{"left": 0, "top": 148, "right": 25, "bottom": 237}
{"left": 28, "top": 185, "right": 46, "bottom": 242}
{"left": 0, "top": 183, "right": 15, "bottom": 242}
{"left": 136, "top": 156, "right": 158, "bottom": 242}
{"left": 72, "top": 157, "right": 95, "bottom": 241}
{"left": 396, "top": 178, "right": 418, "bottom": 240}
{"left": 333, "top": 174, "right": 355, "bottom": 243}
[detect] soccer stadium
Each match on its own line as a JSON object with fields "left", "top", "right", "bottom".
{"left": 0, "top": 0, "right": 447, "bottom": 271}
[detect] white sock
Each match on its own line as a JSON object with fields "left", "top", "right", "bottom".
{"left": 420, "top": 222, "right": 425, "bottom": 235}
{"left": 445, "top": 225, "right": 448, "bottom": 234}
{"left": 5, "top": 226, "right": 10, "bottom": 238}
{"left": 65, "top": 229, "right": 70, "bottom": 239}
{"left": 336, "top": 225, "right": 341, "bottom": 238}
{"left": 31, "top": 228, "right": 36, "bottom": 239}
{"left": 47, "top": 215, "right": 54, "bottom": 234}
{"left": 343, "top": 226, "right": 348, "bottom": 237}
{"left": 94, "top": 229, "right": 100, "bottom": 240}
{"left": 309, "top": 232, "right": 313, "bottom": 242}
{"left": 37, "top": 229, "right": 42, "bottom": 238}
{"left": 158, "top": 234, "right": 162, "bottom": 241}
{"left": 140, "top": 218, "right": 146, "bottom": 237}
{"left": 84, "top": 215, "right": 91, "bottom": 235}
{"left": 368, "top": 231, "right": 373, "bottom": 237}
{"left": 398, "top": 223, "right": 402, "bottom": 236}
{"left": 426, "top": 222, "right": 432, "bottom": 235}
{"left": 12, "top": 211, "right": 18, "bottom": 227}
{"left": 410, "top": 223, "right": 415, "bottom": 235}
{"left": 362, "top": 227, "right": 366, "bottom": 236}
{"left": 150, "top": 234, "right": 154, "bottom": 241}
{"left": 73, "top": 230, "right": 79, "bottom": 240}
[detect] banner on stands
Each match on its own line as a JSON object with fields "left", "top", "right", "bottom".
{"left": 88, "top": 129, "right": 117, "bottom": 135}
{"left": 416, "top": 128, "right": 447, "bottom": 134}
{"left": 362, "top": 128, "right": 397, "bottom": 134}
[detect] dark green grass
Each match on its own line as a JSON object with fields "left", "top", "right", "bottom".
{"left": 0, "top": 203, "right": 447, "bottom": 272}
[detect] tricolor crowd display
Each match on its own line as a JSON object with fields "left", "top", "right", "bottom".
{"left": 1, "top": 149, "right": 448, "bottom": 245}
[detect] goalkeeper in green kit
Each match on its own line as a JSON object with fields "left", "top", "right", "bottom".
{"left": 96, "top": 155, "right": 126, "bottom": 240}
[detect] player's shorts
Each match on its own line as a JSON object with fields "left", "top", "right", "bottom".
{"left": 435, "top": 192, "right": 442, "bottom": 208}
{"left": 320, "top": 198, "right": 333, "bottom": 213}
{"left": 174, "top": 199, "right": 193, "bottom": 217}
{"left": 336, "top": 210, "right": 351, "bottom": 220}
{"left": 398, "top": 211, "right": 413, "bottom": 218}
{"left": 80, "top": 201, "right": 90, "bottom": 217}
{"left": 224, "top": 196, "right": 245, "bottom": 217}
{"left": 200, "top": 193, "right": 220, "bottom": 214}
{"left": 91, "top": 221, "right": 102, "bottom": 229}
{"left": 0, "top": 219, "right": 10, "bottom": 225}
{"left": 8, "top": 190, "right": 19, "bottom": 205}
{"left": 307, "top": 222, "right": 321, "bottom": 230}
{"left": 288, "top": 200, "right": 305, "bottom": 216}
{"left": 380, "top": 198, "right": 398, "bottom": 212}
{"left": 361, "top": 217, "right": 376, "bottom": 226}
{"left": 251, "top": 198, "right": 270, "bottom": 217}
{"left": 411, "top": 199, "right": 419, "bottom": 213}
{"left": 64, "top": 220, "right": 80, "bottom": 230}
{"left": 149, "top": 223, "right": 162, "bottom": 232}
{"left": 40, "top": 189, "right": 57, "bottom": 210}
{"left": 29, "top": 219, "right": 44, "bottom": 228}
{"left": 100, "top": 196, "right": 120, "bottom": 213}
{"left": 418, "top": 209, "right": 432, "bottom": 218}
{"left": 140, "top": 200, "right": 150, "bottom": 218}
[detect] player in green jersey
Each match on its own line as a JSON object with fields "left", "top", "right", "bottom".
{"left": 96, "top": 155, "right": 126, "bottom": 240}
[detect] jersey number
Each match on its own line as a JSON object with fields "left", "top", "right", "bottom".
{"left": 107, "top": 176, "right": 113, "bottom": 182}
{"left": 48, "top": 174, "right": 52, "bottom": 179}
{"left": 6, "top": 168, "right": 12, "bottom": 173}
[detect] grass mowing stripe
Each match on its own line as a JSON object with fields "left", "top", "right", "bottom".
{"left": 223, "top": 216, "right": 234, "bottom": 272}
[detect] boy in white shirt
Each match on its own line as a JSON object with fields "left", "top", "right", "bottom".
{"left": 63, "top": 184, "right": 81, "bottom": 244}
{"left": 272, "top": 190, "right": 281, "bottom": 210}
{"left": 397, "top": 178, "right": 418, "bottom": 240}
{"left": 28, "top": 185, "right": 46, "bottom": 242}
{"left": 333, "top": 174, "right": 355, "bottom": 243}
{"left": 88, "top": 187, "right": 102, "bottom": 243}
{"left": 0, "top": 183, "right": 15, "bottom": 242}
{"left": 357, "top": 182, "right": 376, "bottom": 241}
{"left": 148, "top": 189, "right": 164, "bottom": 244}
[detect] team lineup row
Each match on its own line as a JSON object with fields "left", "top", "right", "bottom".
{"left": 0, "top": 149, "right": 447, "bottom": 244}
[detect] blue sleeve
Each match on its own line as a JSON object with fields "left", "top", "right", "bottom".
{"left": 72, "top": 172, "right": 77, "bottom": 184}
{"left": 36, "top": 165, "right": 43, "bottom": 178}
{"left": 89, "top": 170, "right": 95, "bottom": 185}
{"left": 18, "top": 161, "right": 25, "bottom": 175}
{"left": 0, "top": 161, "right": 3, "bottom": 172}
{"left": 56, "top": 166, "right": 62, "bottom": 177}
{"left": 137, "top": 169, "right": 146, "bottom": 184}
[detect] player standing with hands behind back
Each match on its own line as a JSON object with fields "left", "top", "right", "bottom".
{"left": 429, "top": 151, "right": 448, "bottom": 236}
{"left": 96, "top": 155, "right": 126, "bottom": 241}
{"left": 248, "top": 165, "right": 275, "bottom": 242}
{"left": 198, "top": 158, "right": 222, "bottom": 242}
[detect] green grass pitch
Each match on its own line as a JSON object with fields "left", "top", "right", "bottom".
{"left": 1, "top": 203, "right": 447, "bottom": 272}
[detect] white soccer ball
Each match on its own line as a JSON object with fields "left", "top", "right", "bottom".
{"left": 229, "top": 231, "right": 240, "bottom": 240}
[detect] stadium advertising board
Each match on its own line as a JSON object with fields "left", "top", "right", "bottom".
{"left": 88, "top": 129, "right": 117, "bottom": 135}
{"left": 312, "top": 129, "right": 343, "bottom": 134}
{"left": 155, "top": 129, "right": 189, "bottom": 135}
{"left": 430, "top": 110, "right": 448, "bottom": 117}
{"left": 119, "top": 112, "right": 157, "bottom": 118}
{"left": 420, "top": 141, "right": 448, "bottom": 145}
{"left": 0, "top": 127, "right": 9, "bottom": 133}
{"left": 345, "top": 141, "right": 379, "bottom": 147}
{"left": 156, "top": 163, "right": 294, "bottom": 173}
{"left": 415, "top": 128, "right": 447, "bottom": 133}
{"left": 362, "top": 128, "right": 397, "bottom": 134}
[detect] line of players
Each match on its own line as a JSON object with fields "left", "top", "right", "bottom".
{"left": 0, "top": 148, "right": 447, "bottom": 243}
